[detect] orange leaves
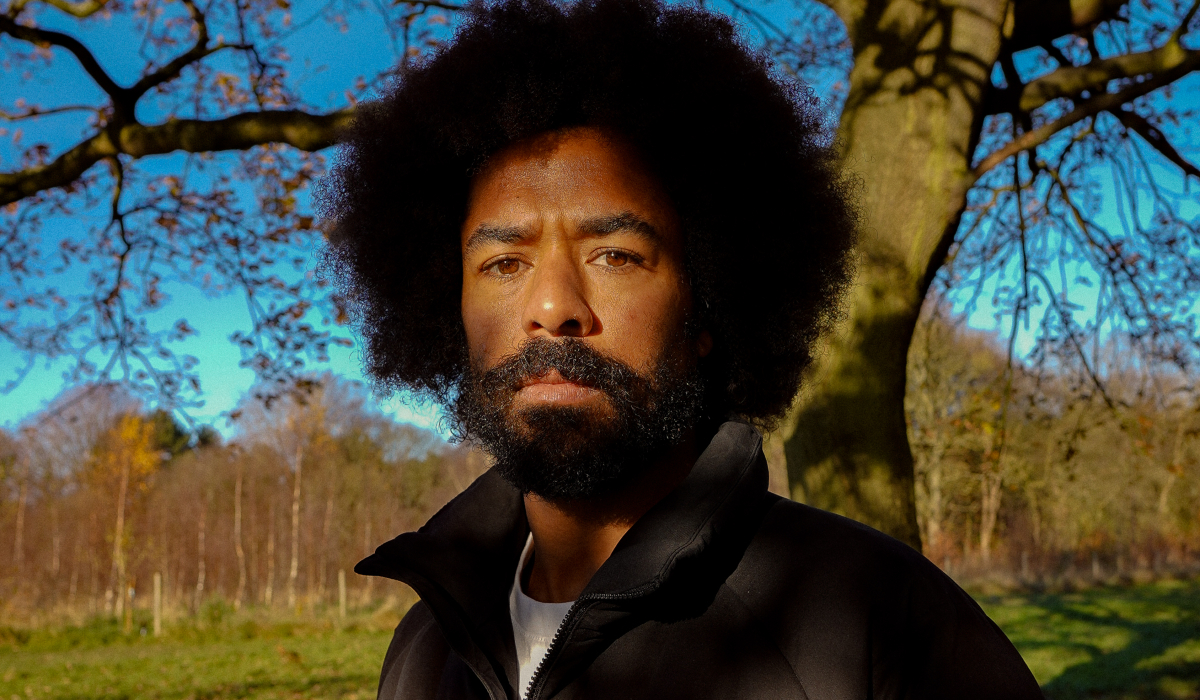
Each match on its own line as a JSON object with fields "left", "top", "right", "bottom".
{"left": 88, "top": 414, "right": 162, "bottom": 492}
{"left": 215, "top": 72, "right": 252, "bottom": 111}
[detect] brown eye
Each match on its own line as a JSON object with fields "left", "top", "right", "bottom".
{"left": 494, "top": 259, "right": 520, "bottom": 275}
{"left": 604, "top": 251, "right": 630, "bottom": 267}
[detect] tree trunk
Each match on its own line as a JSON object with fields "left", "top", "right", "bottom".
{"left": 361, "top": 517, "right": 373, "bottom": 606}
{"left": 234, "top": 461, "right": 247, "bottom": 611}
{"left": 785, "top": 0, "right": 1007, "bottom": 548}
{"left": 12, "top": 475, "right": 27, "bottom": 579}
{"left": 979, "top": 469, "right": 1002, "bottom": 565}
{"left": 109, "top": 458, "right": 131, "bottom": 618}
{"left": 69, "top": 534, "right": 81, "bottom": 610}
{"left": 265, "top": 499, "right": 276, "bottom": 607}
{"left": 1160, "top": 419, "right": 1186, "bottom": 525}
{"left": 287, "top": 442, "right": 303, "bottom": 611}
{"left": 317, "top": 494, "right": 334, "bottom": 604}
{"left": 194, "top": 503, "right": 206, "bottom": 612}
{"left": 51, "top": 502, "right": 61, "bottom": 579}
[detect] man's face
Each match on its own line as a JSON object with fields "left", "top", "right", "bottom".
{"left": 457, "top": 127, "right": 711, "bottom": 499}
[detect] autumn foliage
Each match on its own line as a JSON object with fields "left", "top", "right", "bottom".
{"left": 0, "top": 378, "right": 485, "bottom": 623}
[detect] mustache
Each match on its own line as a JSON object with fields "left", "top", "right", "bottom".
{"left": 475, "top": 337, "right": 646, "bottom": 398}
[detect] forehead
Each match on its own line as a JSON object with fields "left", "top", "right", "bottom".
{"left": 461, "top": 127, "right": 680, "bottom": 242}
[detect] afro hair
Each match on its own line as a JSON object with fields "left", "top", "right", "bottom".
{"left": 318, "top": 0, "right": 859, "bottom": 426}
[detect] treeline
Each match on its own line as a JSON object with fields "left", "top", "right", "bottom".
{"left": 906, "top": 308, "right": 1200, "bottom": 582}
{"left": 3, "top": 318, "right": 1199, "bottom": 624}
{"left": 0, "top": 377, "right": 485, "bottom": 624}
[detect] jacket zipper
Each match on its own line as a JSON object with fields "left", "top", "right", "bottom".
{"left": 521, "top": 599, "right": 584, "bottom": 700}
{"left": 522, "top": 585, "right": 657, "bottom": 700}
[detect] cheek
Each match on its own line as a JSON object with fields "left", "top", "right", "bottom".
{"left": 599, "top": 276, "right": 692, "bottom": 365}
{"left": 461, "top": 283, "right": 520, "bottom": 366}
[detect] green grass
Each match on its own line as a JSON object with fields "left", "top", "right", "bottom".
{"left": 3, "top": 579, "right": 1199, "bottom": 699}
{"left": 0, "top": 614, "right": 396, "bottom": 700}
{"left": 978, "top": 577, "right": 1200, "bottom": 699}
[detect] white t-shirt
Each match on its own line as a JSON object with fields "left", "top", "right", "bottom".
{"left": 509, "top": 535, "right": 575, "bottom": 700}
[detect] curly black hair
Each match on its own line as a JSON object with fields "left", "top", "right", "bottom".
{"left": 318, "top": 0, "right": 858, "bottom": 426}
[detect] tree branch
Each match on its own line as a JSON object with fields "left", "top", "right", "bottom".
{"left": 394, "top": 0, "right": 465, "bottom": 10}
{"left": 0, "top": 15, "right": 122, "bottom": 98}
{"left": 1111, "top": 108, "right": 1200, "bottom": 179}
{"left": 125, "top": 0, "right": 236, "bottom": 104}
{"left": 971, "top": 49, "right": 1200, "bottom": 182}
{"left": 7, "top": 0, "right": 110, "bottom": 19}
{"left": 1006, "top": 0, "right": 1126, "bottom": 51}
{"left": 987, "top": 39, "right": 1200, "bottom": 115}
{"left": 0, "top": 109, "right": 355, "bottom": 206}
{"left": 807, "top": 0, "right": 859, "bottom": 36}
{"left": 0, "top": 104, "right": 96, "bottom": 120}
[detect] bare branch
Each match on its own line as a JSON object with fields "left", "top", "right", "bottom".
{"left": 806, "top": 0, "right": 858, "bottom": 35}
{"left": 971, "top": 49, "right": 1200, "bottom": 182}
{"left": 1029, "top": 269, "right": 1117, "bottom": 410}
{"left": 2, "top": 1, "right": 240, "bottom": 120}
{"left": 125, "top": 0, "right": 239, "bottom": 104}
{"left": 1006, "top": 0, "right": 1126, "bottom": 51}
{"left": 1111, "top": 109, "right": 1200, "bottom": 179}
{"left": 7, "top": 0, "right": 110, "bottom": 19}
{"left": 0, "top": 104, "right": 96, "bottom": 120}
{"left": 0, "top": 15, "right": 123, "bottom": 98}
{"left": 0, "top": 109, "right": 355, "bottom": 206}
{"left": 1176, "top": 0, "right": 1200, "bottom": 43}
{"left": 395, "top": 0, "right": 465, "bottom": 10}
{"left": 987, "top": 39, "right": 1200, "bottom": 115}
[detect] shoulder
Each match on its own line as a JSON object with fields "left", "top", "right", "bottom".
{"left": 726, "top": 498, "right": 1043, "bottom": 699}
{"left": 735, "top": 496, "right": 938, "bottom": 598}
{"left": 377, "top": 601, "right": 453, "bottom": 700}
{"left": 734, "top": 497, "right": 989, "bottom": 630}
{"left": 727, "top": 497, "right": 939, "bottom": 650}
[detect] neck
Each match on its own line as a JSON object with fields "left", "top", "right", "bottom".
{"left": 522, "top": 435, "right": 699, "bottom": 603}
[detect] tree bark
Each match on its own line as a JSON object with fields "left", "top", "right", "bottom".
{"left": 265, "top": 499, "right": 276, "bottom": 608}
{"left": 233, "top": 460, "right": 247, "bottom": 611}
{"left": 785, "top": 0, "right": 1007, "bottom": 548}
{"left": 12, "top": 474, "right": 28, "bottom": 580}
{"left": 194, "top": 503, "right": 206, "bottom": 612}
{"left": 317, "top": 493, "right": 334, "bottom": 604}
{"left": 109, "top": 457, "right": 131, "bottom": 618}
{"left": 287, "top": 442, "right": 303, "bottom": 611}
{"left": 979, "top": 469, "right": 1003, "bottom": 565}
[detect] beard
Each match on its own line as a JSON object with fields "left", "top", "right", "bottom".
{"left": 451, "top": 336, "right": 706, "bottom": 501}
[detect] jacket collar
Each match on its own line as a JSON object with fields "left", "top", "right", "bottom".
{"left": 356, "top": 420, "right": 772, "bottom": 699}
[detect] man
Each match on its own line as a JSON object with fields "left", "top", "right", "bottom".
{"left": 319, "top": 0, "right": 1044, "bottom": 697}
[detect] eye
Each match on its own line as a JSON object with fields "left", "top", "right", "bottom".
{"left": 603, "top": 251, "right": 631, "bottom": 267}
{"left": 487, "top": 258, "right": 521, "bottom": 276}
{"left": 596, "top": 249, "right": 646, "bottom": 269}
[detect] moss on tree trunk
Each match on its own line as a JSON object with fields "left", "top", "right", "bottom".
{"left": 784, "top": 0, "right": 1006, "bottom": 549}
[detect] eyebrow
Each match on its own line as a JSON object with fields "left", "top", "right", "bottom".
{"left": 577, "top": 212, "right": 662, "bottom": 243}
{"left": 463, "top": 211, "right": 662, "bottom": 255}
{"left": 463, "top": 224, "right": 529, "bottom": 255}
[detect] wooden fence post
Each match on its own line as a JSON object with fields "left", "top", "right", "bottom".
{"left": 153, "top": 572, "right": 162, "bottom": 637}
{"left": 338, "top": 569, "right": 347, "bottom": 620}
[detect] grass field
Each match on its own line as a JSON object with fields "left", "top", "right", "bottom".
{"left": 2, "top": 578, "right": 1198, "bottom": 699}
{"left": 0, "top": 611, "right": 397, "bottom": 700}
{"left": 978, "top": 577, "right": 1200, "bottom": 699}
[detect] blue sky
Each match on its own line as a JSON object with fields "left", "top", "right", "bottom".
{"left": 1, "top": 0, "right": 1197, "bottom": 435}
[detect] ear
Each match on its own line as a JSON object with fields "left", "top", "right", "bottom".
{"left": 696, "top": 329, "right": 713, "bottom": 358}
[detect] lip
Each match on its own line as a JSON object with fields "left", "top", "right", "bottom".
{"left": 515, "top": 370, "right": 601, "bottom": 404}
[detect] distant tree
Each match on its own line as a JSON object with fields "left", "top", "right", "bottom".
{"left": 148, "top": 408, "right": 191, "bottom": 456}
{"left": 88, "top": 413, "right": 160, "bottom": 618}
{"left": 3, "top": 0, "right": 1198, "bottom": 545}
{"left": 905, "top": 307, "right": 1200, "bottom": 574}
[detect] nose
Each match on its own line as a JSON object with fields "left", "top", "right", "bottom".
{"left": 522, "top": 252, "right": 595, "bottom": 338}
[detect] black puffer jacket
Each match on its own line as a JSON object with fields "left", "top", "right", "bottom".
{"left": 356, "top": 422, "right": 1044, "bottom": 700}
